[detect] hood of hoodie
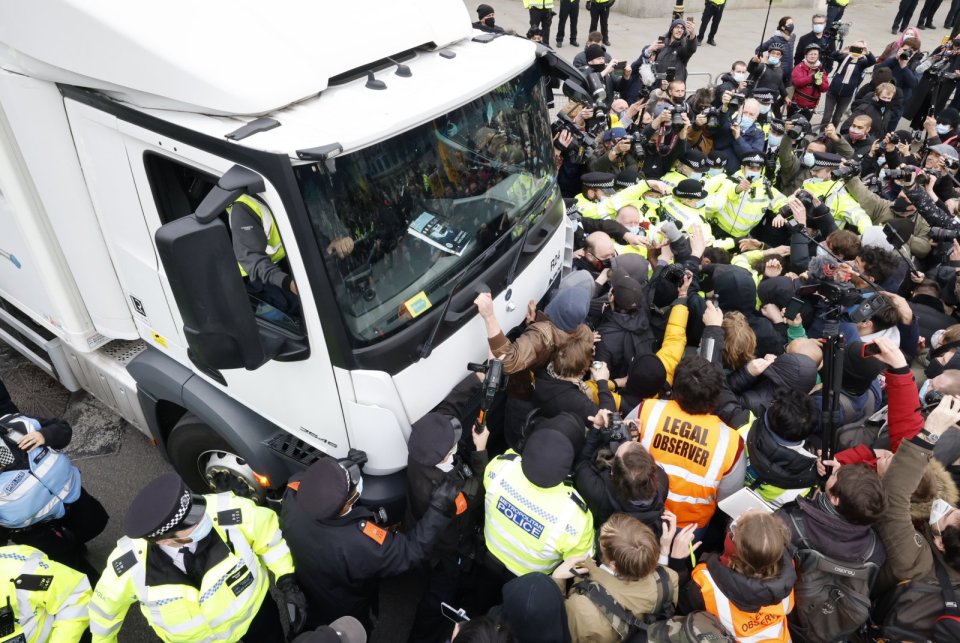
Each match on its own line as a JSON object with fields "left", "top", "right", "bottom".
{"left": 758, "top": 276, "right": 798, "bottom": 310}
{"left": 705, "top": 551, "right": 797, "bottom": 613}
{"left": 712, "top": 265, "right": 758, "bottom": 314}
{"left": 794, "top": 496, "right": 882, "bottom": 562}
{"left": 666, "top": 18, "right": 687, "bottom": 39}
{"left": 747, "top": 417, "right": 819, "bottom": 489}
{"left": 910, "top": 458, "right": 960, "bottom": 526}
{"left": 760, "top": 353, "right": 818, "bottom": 392}
{"left": 495, "top": 572, "right": 572, "bottom": 643}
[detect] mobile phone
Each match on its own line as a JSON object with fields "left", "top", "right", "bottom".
{"left": 657, "top": 36, "right": 666, "bottom": 44}
{"left": 785, "top": 297, "right": 804, "bottom": 320}
{"left": 615, "top": 60, "right": 627, "bottom": 69}
{"left": 441, "top": 603, "right": 470, "bottom": 624}
{"left": 849, "top": 45, "right": 864, "bottom": 54}
{"left": 861, "top": 342, "right": 882, "bottom": 358}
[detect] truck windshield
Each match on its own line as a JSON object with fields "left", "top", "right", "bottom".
{"left": 294, "top": 64, "right": 554, "bottom": 345}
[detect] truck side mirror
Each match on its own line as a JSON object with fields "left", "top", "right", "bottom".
{"left": 195, "top": 165, "right": 265, "bottom": 224}
{"left": 155, "top": 215, "right": 280, "bottom": 374}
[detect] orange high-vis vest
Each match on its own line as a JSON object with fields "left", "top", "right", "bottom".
{"left": 693, "top": 564, "right": 794, "bottom": 643}
{"left": 637, "top": 399, "right": 741, "bottom": 528}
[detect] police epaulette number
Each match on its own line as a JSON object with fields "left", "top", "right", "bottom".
{"left": 14, "top": 574, "right": 52, "bottom": 591}
{"left": 112, "top": 551, "right": 138, "bottom": 577}
{"left": 569, "top": 492, "right": 588, "bottom": 512}
{"left": 218, "top": 509, "right": 242, "bottom": 526}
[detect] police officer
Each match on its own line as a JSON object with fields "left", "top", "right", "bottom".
{"left": 658, "top": 178, "right": 732, "bottom": 250}
{"left": 280, "top": 457, "right": 459, "bottom": 631}
{"left": 659, "top": 149, "right": 710, "bottom": 190}
{"left": 709, "top": 150, "right": 789, "bottom": 242}
{"left": 575, "top": 172, "right": 617, "bottom": 219}
{"left": 483, "top": 426, "right": 594, "bottom": 578}
{"left": 800, "top": 151, "right": 873, "bottom": 233}
{"left": 0, "top": 544, "right": 91, "bottom": 642}
{"left": 0, "top": 413, "right": 108, "bottom": 583}
{"left": 90, "top": 473, "right": 306, "bottom": 643}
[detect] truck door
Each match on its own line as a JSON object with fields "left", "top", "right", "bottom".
{"left": 63, "top": 100, "right": 349, "bottom": 483}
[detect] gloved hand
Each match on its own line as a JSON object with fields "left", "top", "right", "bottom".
{"left": 276, "top": 574, "right": 308, "bottom": 639}
{"left": 429, "top": 478, "right": 460, "bottom": 518}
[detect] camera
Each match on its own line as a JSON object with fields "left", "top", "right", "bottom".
{"left": 631, "top": 132, "right": 649, "bottom": 158}
{"left": 602, "top": 411, "right": 627, "bottom": 444}
{"left": 885, "top": 167, "right": 914, "bottom": 181}
{"left": 931, "top": 226, "right": 960, "bottom": 241}
{"left": 925, "top": 389, "right": 945, "bottom": 407}
{"left": 830, "top": 161, "right": 861, "bottom": 180}
{"left": 728, "top": 92, "right": 746, "bottom": 109}
{"left": 585, "top": 71, "right": 607, "bottom": 104}
{"left": 661, "top": 262, "right": 687, "bottom": 287}
{"left": 899, "top": 50, "right": 912, "bottom": 61}
{"left": 817, "top": 280, "right": 862, "bottom": 307}
{"left": 701, "top": 106, "right": 721, "bottom": 129}
{"left": 785, "top": 115, "right": 811, "bottom": 140}
{"left": 552, "top": 111, "right": 597, "bottom": 163}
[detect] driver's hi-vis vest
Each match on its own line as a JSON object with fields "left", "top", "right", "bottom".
{"left": 89, "top": 492, "right": 295, "bottom": 643}
{"left": 228, "top": 195, "right": 287, "bottom": 277}
{"left": 693, "top": 564, "right": 793, "bottom": 643}
{"left": 637, "top": 400, "right": 741, "bottom": 528}
{"left": 0, "top": 545, "right": 91, "bottom": 643}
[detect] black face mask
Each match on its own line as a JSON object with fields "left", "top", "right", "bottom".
{"left": 927, "top": 358, "right": 947, "bottom": 380}
{"left": 783, "top": 23, "right": 795, "bottom": 33}
{"left": 672, "top": 95, "right": 685, "bottom": 105}
{"left": 598, "top": 258, "right": 613, "bottom": 270}
{"left": 892, "top": 196, "right": 913, "bottom": 214}
{"left": 483, "top": 17, "right": 495, "bottom": 27}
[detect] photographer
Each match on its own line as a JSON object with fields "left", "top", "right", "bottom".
{"left": 922, "top": 108, "right": 960, "bottom": 148}
{"left": 821, "top": 41, "right": 877, "bottom": 130}
{"left": 639, "top": 103, "right": 693, "bottom": 179}
{"left": 776, "top": 122, "right": 854, "bottom": 194}
{"left": 790, "top": 43, "right": 830, "bottom": 120}
{"left": 875, "top": 37, "right": 921, "bottom": 125}
{"left": 646, "top": 18, "right": 699, "bottom": 82}
{"left": 590, "top": 127, "right": 641, "bottom": 175}
{"left": 747, "top": 44, "right": 788, "bottom": 104}
{"left": 715, "top": 95, "right": 764, "bottom": 172}
{"left": 843, "top": 172, "right": 933, "bottom": 260}
{"left": 578, "top": 44, "right": 630, "bottom": 109}
{"left": 714, "top": 60, "right": 750, "bottom": 105}
{"left": 892, "top": 165, "right": 960, "bottom": 232}
{"left": 906, "top": 39, "right": 960, "bottom": 129}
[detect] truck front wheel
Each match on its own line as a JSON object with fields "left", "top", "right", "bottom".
{"left": 166, "top": 413, "right": 263, "bottom": 501}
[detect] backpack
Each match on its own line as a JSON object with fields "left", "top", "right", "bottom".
{"left": 833, "top": 389, "right": 884, "bottom": 452}
{"left": 573, "top": 566, "right": 673, "bottom": 641}
{"left": 786, "top": 510, "right": 878, "bottom": 643}
{"left": 871, "top": 553, "right": 960, "bottom": 642}
{"left": 645, "top": 611, "right": 735, "bottom": 643}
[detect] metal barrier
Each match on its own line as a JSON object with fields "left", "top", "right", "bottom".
{"left": 683, "top": 71, "right": 714, "bottom": 95}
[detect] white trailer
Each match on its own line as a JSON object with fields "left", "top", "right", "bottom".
{"left": 0, "top": 0, "right": 583, "bottom": 507}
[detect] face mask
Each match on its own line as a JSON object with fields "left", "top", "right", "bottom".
{"left": 783, "top": 23, "right": 795, "bottom": 33}
{"left": 849, "top": 128, "right": 865, "bottom": 140}
{"left": 768, "top": 133, "right": 783, "bottom": 148}
{"left": 802, "top": 152, "right": 816, "bottom": 167}
{"left": 938, "top": 124, "right": 952, "bottom": 135}
{"left": 768, "top": 55, "right": 781, "bottom": 66}
{"left": 436, "top": 460, "right": 455, "bottom": 473}
{"left": 707, "top": 167, "right": 724, "bottom": 177}
{"left": 600, "top": 258, "right": 613, "bottom": 270}
{"left": 816, "top": 244, "right": 830, "bottom": 257}
{"left": 626, "top": 225, "right": 642, "bottom": 235}
{"left": 590, "top": 63, "right": 606, "bottom": 72}
{"left": 733, "top": 72, "right": 748, "bottom": 82}
{"left": 931, "top": 498, "right": 954, "bottom": 526}
{"left": 919, "top": 379, "right": 932, "bottom": 404}
{"left": 926, "top": 358, "right": 946, "bottom": 380}
{"left": 807, "top": 176, "right": 825, "bottom": 183}
{"left": 694, "top": 199, "right": 707, "bottom": 209}
{"left": 759, "top": 104, "right": 772, "bottom": 115}
{"left": 739, "top": 116, "right": 755, "bottom": 129}
{"left": 186, "top": 513, "right": 213, "bottom": 543}
{"left": 644, "top": 196, "right": 661, "bottom": 206}
{"left": 813, "top": 23, "right": 825, "bottom": 34}
{"left": 745, "top": 169, "right": 762, "bottom": 179}
{"left": 688, "top": 171, "right": 703, "bottom": 181}
{"left": 484, "top": 17, "right": 495, "bottom": 27}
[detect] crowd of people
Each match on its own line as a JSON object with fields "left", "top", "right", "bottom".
{"left": 6, "top": 2, "right": 960, "bottom": 643}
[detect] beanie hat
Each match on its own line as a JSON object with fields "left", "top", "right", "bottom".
{"left": 612, "top": 253, "right": 650, "bottom": 285}
{"left": 585, "top": 44, "right": 606, "bottom": 61}
{"left": 544, "top": 286, "right": 591, "bottom": 332}
{"left": 625, "top": 354, "right": 668, "bottom": 399}
{"left": 521, "top": 429, "right": 574, "bottom": 488}
{"left": 407, "top": 412, "right": 458, "bottom": 466}
{"left": 477, "top": 4, "right": 494, "bottom": 19}
{"left": 295, "top": 458, "right": 353, "bottom": 520}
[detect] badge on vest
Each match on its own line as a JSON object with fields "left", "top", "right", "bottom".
{"left": 112, "top": 551, "right": 138, "bottom": 577}
{"left": 217, "top": 509, "right": 242, "bottom": 526}
{"left": 14, "top": 574, "right": 52, "bottom": 591}
{"left": 32, "top": 447, "right": 49, "bottom": 464}
{"left": 226, "top": 563, "right": 253, "bottom": 597}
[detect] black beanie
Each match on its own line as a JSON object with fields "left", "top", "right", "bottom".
{"left": 585, "top": 44, "right": 606, "bottom": 61}
{"left": 407, "top": 412, "right": 457, "bottom": 466}
{"left": 477, "top": 3, "right": 494, "bottom": 19}
{"left": 626, "top": 354, "right": 668, "bottom": 399}
{"left": 521, "top": 429, "right": 574, "bottom": 488}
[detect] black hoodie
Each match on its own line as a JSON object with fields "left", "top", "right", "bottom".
{"left": 594, "top": 309, "right": 656, "bottom": 380}
{"left": 723, "top": 353, "right": 819, "bottom": 418}
{"left": 712, "top": 266, "right": 787, "bottom": 356}
{"left": 493, "top": 572, "right": 573, "bottom": 643}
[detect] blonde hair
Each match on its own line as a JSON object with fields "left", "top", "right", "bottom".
{"left": 599, "top": 514, "right": 660, "bottom": 581}
{"left": 721, "top": 311, "right": 757, "bottom": 370}
{"left": 550, "top": 325, "right": 595, "bottom": 378}
{"left": 729, "top": 513, "right": 791, "bottom": 580}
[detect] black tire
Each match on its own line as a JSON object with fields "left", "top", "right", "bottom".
{"left": 166, "top": 413, "right": 254, "bottom": 496}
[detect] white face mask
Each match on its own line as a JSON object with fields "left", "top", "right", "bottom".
{"left": 803, "top": 152, "right": 816, "bottom": 167}
{"left": 436, "top": 444, "right": 457, "bottom": 472}
{"left": 937, "top": 124, "right": 952, "bottom": 135}
{"left": 931, "top": 498, "right": 954, "bottom": 526}
{"left": 185, "top": 513, "right": 213, "bottom": 543}
{"left": 919, "top": 379, "right": 932, "bottom": 405}
{"left": 707, "top": 168, "right": 724, "bottom": 177}
{"left": 626, "top": 225, "right": 642, "bottom": 235}
{"left": 768, "top": 134, "right": 783, "bottom": 148}
{"left": 733, "top": 72, "right": 748, "bottom": 83}
{"left": 759, "top": 104, "right": 772, "bottom": 115}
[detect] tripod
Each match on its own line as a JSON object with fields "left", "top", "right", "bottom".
{"left": 758, "top": 0, "right": 775, "bottom": 48}
{"left": 819, "top": 309, "right": 846, "bottom": 461}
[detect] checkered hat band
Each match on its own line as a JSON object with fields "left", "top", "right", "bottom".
{"left": 147, "top": 490, "right": 192, "bottom": 539}
{"left": 814, "top": 159, "right": 840, "bottom": 167}
{"left": 585, "top": 180, "right": 614, "bottom": 189}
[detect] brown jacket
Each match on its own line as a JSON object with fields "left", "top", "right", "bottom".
{"left": 488, "top": 313, "right": 574, "bottom": 399}
{"left": 560, "top": 559, "right": 679, "bottom": 643}
{"left": 876, "top": 438, "right": 960, "bottom": 595}
{"left": 845, "top": 177, "right": 932, "bottom": 259}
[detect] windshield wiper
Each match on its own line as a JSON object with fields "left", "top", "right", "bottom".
{"left": 417, "top": 216, "right": 517, "bottom": 361}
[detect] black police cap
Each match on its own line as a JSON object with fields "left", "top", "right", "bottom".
{"left": 124, "top": 473, "right": 206, "bottom": 540}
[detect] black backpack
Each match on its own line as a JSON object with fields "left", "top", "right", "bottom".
{"left": 785, "top": 510, "right": 879, "bottom": 643}
{"left": 645, "top": 611, "right": 735, "bottom": 643}
{"left": 871, "top": 553, "right": 960, "bottom": 642}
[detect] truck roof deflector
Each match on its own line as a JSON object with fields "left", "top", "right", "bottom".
{"left": 195, "top": 165, "right": 264, "bottom": 224}
{"left": 224, "top": 118, "right": 281, "bottom": 142}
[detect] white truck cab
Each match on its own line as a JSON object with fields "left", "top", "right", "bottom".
{"left": 0, "top": 0, "right": 585, "bottom": 508}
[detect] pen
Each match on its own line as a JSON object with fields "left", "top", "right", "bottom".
{"left": 690, "top": 541, "right": 697, "bottom": 567}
